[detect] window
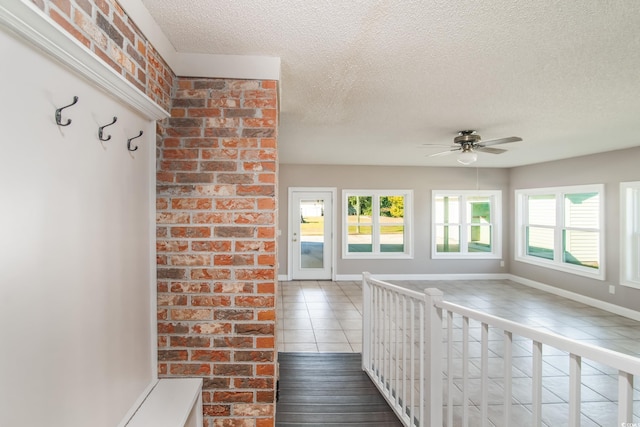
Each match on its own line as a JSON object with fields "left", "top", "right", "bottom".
{"left": 343, "top": 190, "right": 412, "bottom": 258}
{"left": 621, "top": 182, "right": 640, "bottom": 288}
{"left": 515, "top": 184, "right": 604, "bottom": 279}
{"left": 432, "top": 190, "right": 502, "bottom": 259}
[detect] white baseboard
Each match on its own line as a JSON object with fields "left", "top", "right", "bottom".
{"left": 334, "top": 273, "right": 511, "bottom": 282}
{"left": 507, "top": 274, "right": 640, "bottom": 322}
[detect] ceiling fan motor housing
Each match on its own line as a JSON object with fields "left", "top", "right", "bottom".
{"left": 454, "top": 130, "right": 481, "bottom": 147}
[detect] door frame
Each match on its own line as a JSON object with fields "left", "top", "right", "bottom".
{"left": 287, "top": 187, "right": 337, "bottom": 281}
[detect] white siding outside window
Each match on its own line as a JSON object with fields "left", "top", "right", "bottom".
{"left": 621, "top": 181, "right": 640, "bottom": 288}
{"left": 515, "top": 184, "right": 605, "bottom": 280}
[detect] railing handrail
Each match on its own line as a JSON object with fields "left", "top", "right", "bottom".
{"left": 362, "top": 272, "right": 426, "bottom": 300}
{"left": 437, "top": 299, "right": 640, "bottom": 376}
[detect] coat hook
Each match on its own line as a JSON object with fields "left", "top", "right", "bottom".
{"left": 127, "top": 130, "right": 143, "bottom": 152}
{"left": 98, "top": 117, "right": 118, "bottom": 141}
{"left": 55, "top": 96, "right": 79, "bottom": 126}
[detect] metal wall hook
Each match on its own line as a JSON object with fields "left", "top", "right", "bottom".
{"left": 55, "top": 96, "right": 79, "bottom": 126}
{"left": 127, "top": 130, "right": 143, "bottom": 152}
{"left": 98, "top": 117, "right": 117, "bottom": 141}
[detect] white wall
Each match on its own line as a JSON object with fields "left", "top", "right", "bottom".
{"left": 0, "top": 28, "right": 155, "bottom": 426}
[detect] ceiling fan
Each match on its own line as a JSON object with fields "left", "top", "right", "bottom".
{"left": 424, "top": 130, "right": 523, "bottom": 165}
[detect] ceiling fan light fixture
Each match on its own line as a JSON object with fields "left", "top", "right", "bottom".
{"left": 457, "top": 150, "right": 477, "bottom": 165}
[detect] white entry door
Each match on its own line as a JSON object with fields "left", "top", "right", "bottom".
{"left": 289, "top": 189, "right": 334, "bottom": 280}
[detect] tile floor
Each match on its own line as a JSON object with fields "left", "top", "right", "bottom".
{"left": 277, "top": 278, "right": 640, "bottom": 357}
{"left": 277, "top": 280, "right": 363, "bottom": 352}
{"left": 276, "top": 279, "right": 640, "bottom": 426}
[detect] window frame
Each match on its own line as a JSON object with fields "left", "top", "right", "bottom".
{"left": 342, "top": 189, "right": 413, "bottom": 259}
{"left": 431, "top": 190, "right": 502, "bottom": 260}
{"left": 620, "top": 181, "right": 640, "bottom": 289}
{"left": 515, "top": 184, "right": 605, "bottom": 280}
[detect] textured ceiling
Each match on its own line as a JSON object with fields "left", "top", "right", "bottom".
{"left": 140, "top": 0, "right": 640, "bottom": 167}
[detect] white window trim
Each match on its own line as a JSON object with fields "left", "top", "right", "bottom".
{"left": 342, "top": 190, "right": 413, "bottom": 259}
{"left": 620, "top": 181, "right": 640, "bottom": 289}
{"left": 431, "top": 190, "right": 502, "bottom": 260}
{"left": 515, "top": 184, "right": 605, "bottom": 280}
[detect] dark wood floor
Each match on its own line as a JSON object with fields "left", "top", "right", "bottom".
{"left": 276, "top": 353, "right": 404, "bottom": 426}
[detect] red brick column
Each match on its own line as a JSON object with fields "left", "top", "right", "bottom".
{"left": 157, "top": 78, "right": 278, "bottom": 427}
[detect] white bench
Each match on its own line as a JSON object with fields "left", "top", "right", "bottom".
{"left": 126, "top": 378, "right": 203, "bottom": 427}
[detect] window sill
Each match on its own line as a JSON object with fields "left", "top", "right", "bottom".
{"left": 432, "top": 253, "right": 501, "bottom": 260}
{"left": 515, "top": 255, "right": 605, "bottom": 281}
{"left": 343, "top": 253, "right": 414, "bottom": 260}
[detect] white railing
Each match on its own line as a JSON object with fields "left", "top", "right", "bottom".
{"left": 362, "top": 272, "right": 640, "bottom": 427}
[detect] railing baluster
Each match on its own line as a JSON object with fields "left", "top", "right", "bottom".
{"left": 532, "top": 341, "right": 542, "bottom": 426}
{"left": 503, "top": 330, "right": 513, "bottom": 426}
{"left": 377, "top": 286, "right": 382, "bottom": 379}
{"left": 447, "top": 310, "right": 454, "bottom": 427}
{"left": 462, "top": 316, "right": 469, "bottom": 427}
{"left": 374, "top": 286, "right": 380, "bottom": 377}
{"left": 401, "top": 294, "right": 408, "bottom": 421}
{"left": 618, "top": 370, "right": 633, "bottom": 425}
{"left": 389, "top": 289, "right": 394, "bottom": 394}
{"left": 382, "top": 288, "right": 387, "bottom": 391}
{"left": 568, "top": 353, "right": 581, "bottom": 427}
{"left": 362, "top": 273, "right": 371, "bottom": 372}
{"left": 424, "top": 288, "right": 443, "bottom": 427}
{"left": 481, "top": 322, "right": 489, "bottom": 427}
{"left": 419, "top": 301, "right": 425, "bottom": 426}
{"left": 381, "top": 288, "right": 386, "bottom": 392}
{"left": 388, "top": 290, "right": 393, "bottom": 395}
{"left": 394, "top": 291, "right": 399, "bottom": 406}
{"left": 410, "top": 299, "right": 416, "bottom": 426}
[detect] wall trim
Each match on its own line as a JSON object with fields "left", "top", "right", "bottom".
{"left": 507, "top": 274, "right": 640, "bottom": 322}
{"left": 117, "top": 0, "right": 281, "bottom": 81}
{"left": 0, "top": 0, "right": 170, "bottom": 121}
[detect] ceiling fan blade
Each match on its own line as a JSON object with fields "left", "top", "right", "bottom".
{"left": 475, "top": 147, "right": 507, "bottom": 155}
{"left": 478, "top": 136, "right": 522, "bottom": 147}
{"left": 427, "top": 148, "right": 460, "bottom": 157}
{"left": 420, "top": 143, "right": 453, "bottom": 147}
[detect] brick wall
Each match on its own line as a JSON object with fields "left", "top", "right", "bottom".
{"left": 31, "top": 0, "right": 173, "bottom": 110}
{"left": 156, "top": 78, "right": 279, "bottom": 427}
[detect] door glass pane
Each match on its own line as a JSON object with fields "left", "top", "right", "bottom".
{"left": 436, "top": 225, "right": 460, "bottom": 252}
{"left": 526, "top": 226, "right": 554, "bottom": 260}
{"left": 347, "top": 196, "right": 372, "bottom": 253}
{"left": 563, "top": 229, "right": 599, "bottom": 269}
{"left": 528, "top": 195, "right": 556, "bottom": 226}
{"left": 300, "top": 199, "right": 324, "bottom": 268}
{"left": 380, "top": 195, "right": 405, "bottom": 252}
